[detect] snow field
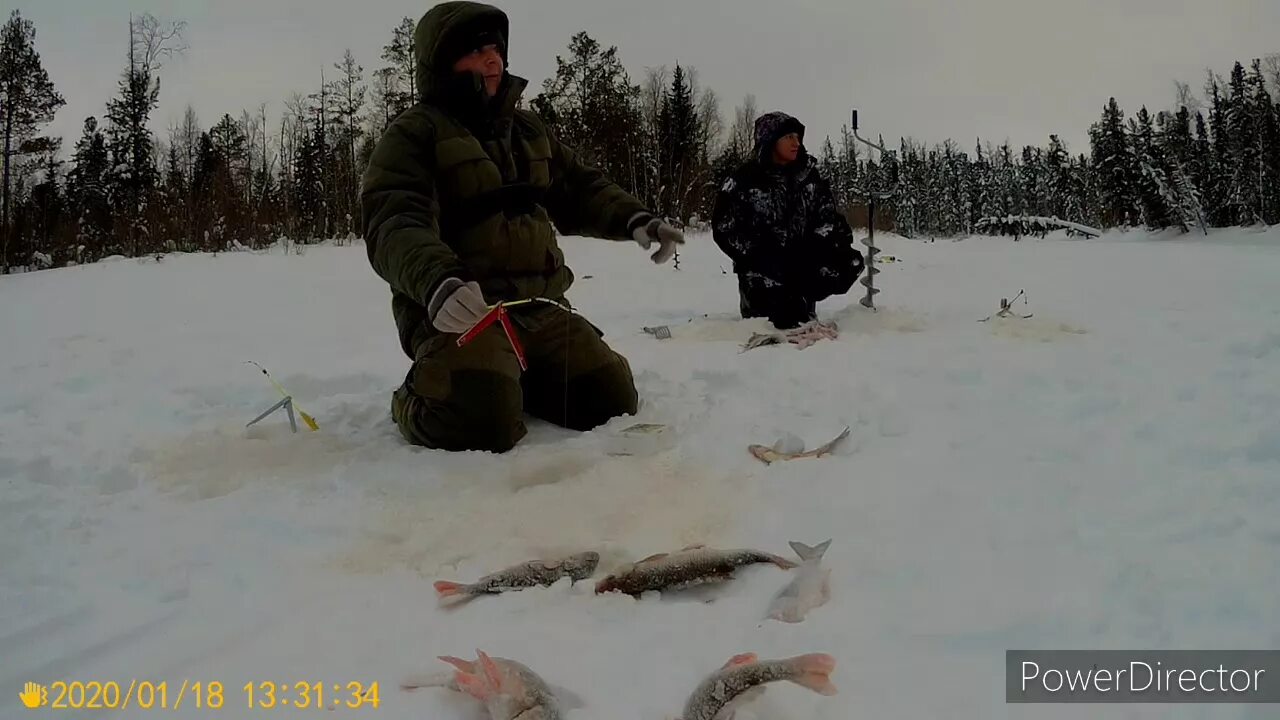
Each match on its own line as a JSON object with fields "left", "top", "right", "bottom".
{"left": 2, "top": 225, "right": 1279, "bottom": 719}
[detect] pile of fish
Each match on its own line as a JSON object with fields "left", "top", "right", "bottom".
{"left": 409, "top": 538, "right": 838, "bottom": 718}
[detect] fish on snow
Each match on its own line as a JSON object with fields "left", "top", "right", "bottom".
{"left": 433, "top": 551, "right": 600, "bottom": 604}
{"left": 399, "top": 650, "right": 583, "bottom": 719}
{"left": 593, "top": 544, "right": 798, "bottom": 597}
{"left": 765, "top": 539, "right": 832, "bottom": 623}
{"left": 677, "top": 651, "right": 838, "bottom": 720}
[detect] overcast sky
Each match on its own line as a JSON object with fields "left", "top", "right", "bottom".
{"left": 15, "top": 0, "right": 1280, "bottom": 164}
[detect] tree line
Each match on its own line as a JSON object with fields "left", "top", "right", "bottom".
{"left": 2, "top": 8, "right": 1277, "bottom": 273}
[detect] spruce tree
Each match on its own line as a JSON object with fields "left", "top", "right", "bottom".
{"left": 66, "top": 117, "right": 111, "bottom": 261}
{"left": 1089, "top": 98, "right": 1138, "bottom": 228}
{"left": 656, "top": 64, "right": 698, "bottom": 222}
{"left": 1247, "top": 59, "right": 1280, "bottom": 224}
{"left": 1226, "top": 62, "right": 1260, "bottom": 224}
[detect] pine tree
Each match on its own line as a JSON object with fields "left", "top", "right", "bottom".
{"left": 655, "top": 64, "right": 700, "bottom": 223}
{"left": 1090, "top": 98, "right": 1138, "bottom": 228}
{"left": 531, "top": 32, "right": 646, "bottom": 205}
{"left": 1204, "top": 78, "right": 1233, "bottom": 226}
{"left": 0, "top": 9, "right": 65, "bottom": 269}
{"left": 1247, "top": 59, "right": 1280, "bottom": 224}
{"left": 327, "top": 49, "right": 366, "bottom": 235}
{"left": 972, "top": 140, "right": 1000, "bottom": 221}
{"left": 66, "top": 117, "right": 111, "bottom": 261}
{"left": 1043, "top": 135, "right": 1070, "bottom": 219}
{"left": 1225, "top": 62, "right": 1259, "bottom": 224}
{"left": 22, "top": 137, "right": 63, "bottom": 261}
{"left": 376, "top": 17, "right": 417, "bottom": 127}
{"left": 207, "top": 114, "right": 248, "bottom": 245}
{"left": 103, "top": 13, "right": 185, "bottom": 256}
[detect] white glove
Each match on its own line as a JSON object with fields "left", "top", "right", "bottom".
{"left": 427, "top": 278, "right": 490, "bottom": 334}
{"left": 630, "top": 214, "right": 685, "bottom": 264}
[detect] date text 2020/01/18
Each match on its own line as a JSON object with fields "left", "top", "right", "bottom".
{"left": 30, "top": 679, "right": 381, "bottom": 710}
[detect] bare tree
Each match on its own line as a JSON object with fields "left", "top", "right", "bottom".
{"left": 1174, "top": 80, "right": 1202, "bottom": 113}
{"left": 130, "top": 12, "right": 187, "bottom": 76}
{"left": 1264, "top": 53, "right": 1280, "bottom": 98}
{"left": 729, "top": 94, "right": 758, "bottom": 156}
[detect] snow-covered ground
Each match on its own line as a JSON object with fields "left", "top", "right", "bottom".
{"left": 3, "top": 225, "right": 1279, "bottom": 719}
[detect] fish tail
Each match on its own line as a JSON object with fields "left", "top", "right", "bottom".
{"left": 434, "top": 580, "right": 469, "bottom": 598}
{"left": 786, "top": 653, "right": 838, "bottom": 695}
{"left": 789, "top": 539, "right": 832, "bottom": 562}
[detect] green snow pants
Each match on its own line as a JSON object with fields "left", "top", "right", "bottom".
{"left": 390, "top": 309, "right": 639, "bottom": 453}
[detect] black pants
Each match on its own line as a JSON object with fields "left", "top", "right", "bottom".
{"left": 738, "top": 274, "right": 817, "bottom": 330}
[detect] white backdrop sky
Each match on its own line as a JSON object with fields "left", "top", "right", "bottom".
{"left": 15, "top": 0, "right": 1280, "bottom": 162}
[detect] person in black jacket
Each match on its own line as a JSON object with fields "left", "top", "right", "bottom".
{"left": 711, "top": 111, "right": 864, "bottom": 330}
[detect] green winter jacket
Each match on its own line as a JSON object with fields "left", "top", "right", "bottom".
{"left": 360, "top": 1, "right": 650, "bottom": 359}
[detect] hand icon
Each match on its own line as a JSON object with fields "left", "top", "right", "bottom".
{"left": 20, "top": 682, "right": 48, "bottom": 709}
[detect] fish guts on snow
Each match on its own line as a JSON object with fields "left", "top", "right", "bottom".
{"left": 594, "top": 544, "right": 798, "bottom": 596}
{"left": 434, "top": 551, "right": 600, "bottom": 603}
{"left": 678, "top": 651, "right": 838, "bottom": 720}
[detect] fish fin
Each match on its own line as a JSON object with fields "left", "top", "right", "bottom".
{"left": 433, "top": 580, "right": 468, "bottom": 598}
{"left": 477, "top": 650, "right": 525, "bottom": 697}
{"left": 637, "top": 552, "right": 669, "bottom": 563}
{"left": 680, "top": 543, "right": 707, "bottom": 551}
{"left": 720, "top": 652, "right": 758, "bottom": 670}
{"left": 453, "top": 670, "right": 490, "bottom": 701}
{"left": 787, "top": 653, "right": 838, "bottom": 695}
{"left": 437, "top": 655, "right": 476, "bottom": 673}
{"left": 788, "top": 539, "right": 832, "bottom": 562}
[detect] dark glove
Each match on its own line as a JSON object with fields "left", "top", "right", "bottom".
{"left": 809, "top": 246, "right": 864, "bottom": 298}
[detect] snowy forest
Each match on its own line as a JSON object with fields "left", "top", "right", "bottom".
{"left": 2, "top": 9, "right": 1279, "bottom": 273}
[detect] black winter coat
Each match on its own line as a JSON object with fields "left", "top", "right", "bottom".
{"left": 711, "top": 112, "right": 863, "bottom": 329}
